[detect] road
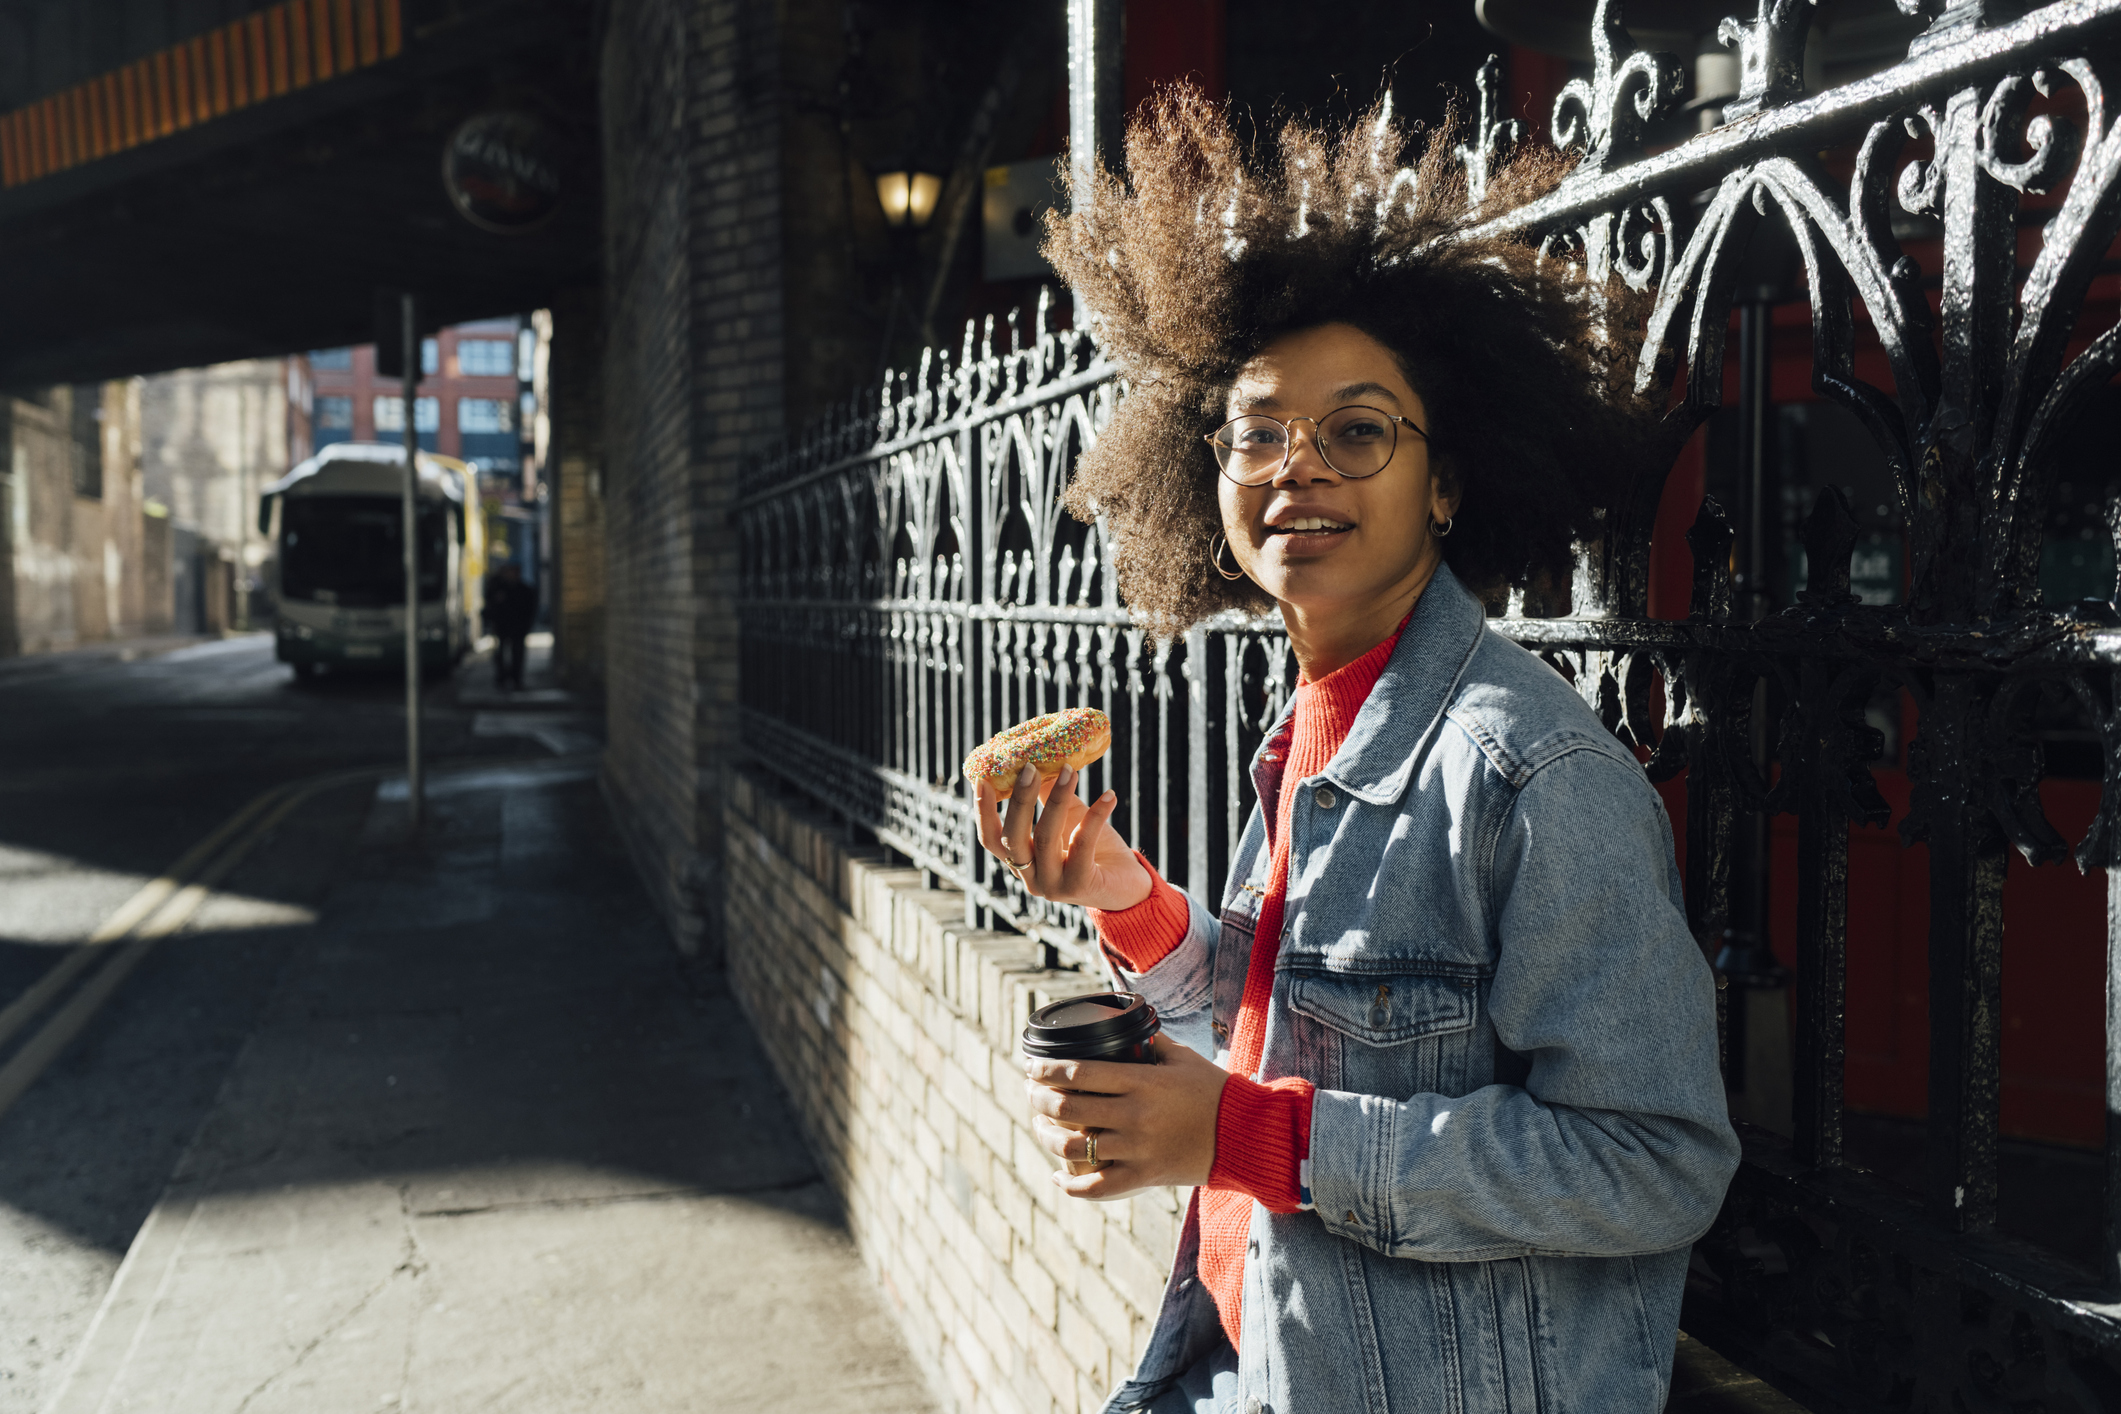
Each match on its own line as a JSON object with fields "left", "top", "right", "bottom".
{"left": 0, "top": 634, "right": 553, "bottom": 1409}
{"left": 0, "top": 633, "right": 930, "bottom": 1414}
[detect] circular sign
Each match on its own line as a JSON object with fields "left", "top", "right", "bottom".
{"left": 441, "top": 112, "right": 562, "bottom": 234}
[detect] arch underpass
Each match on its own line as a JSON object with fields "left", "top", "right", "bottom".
{"left": 0, "top": 0, "right": 599, "bottom": 389}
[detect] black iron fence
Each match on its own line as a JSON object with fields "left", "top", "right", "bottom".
{"left": 739, "top": 294, "right": 1297, "bottom": 965}
{"left": 739, "top": 0, "right": 2121, "bottom": 1403}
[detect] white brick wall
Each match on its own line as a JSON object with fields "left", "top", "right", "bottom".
{"left": 726, "top": 772, "right": 1181, "bottom": 1414}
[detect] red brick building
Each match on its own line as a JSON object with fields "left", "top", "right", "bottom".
{"left": 293, "top": 318, "right": 529, "bottom": 480}
{"left": 288, "top": 316, "right": 544, "bottom": 591}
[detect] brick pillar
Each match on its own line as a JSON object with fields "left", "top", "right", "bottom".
{"left": 547, "top": 286, "right": 605, "bottom": 694}
{"left": 685, "top": 0, "right": 784, "bottom": 963}
{"left": 0, "top": 401, "right": 17, "bottom": 656}
{"left": 597, "top": 0, "right": 783, "bottom": 960}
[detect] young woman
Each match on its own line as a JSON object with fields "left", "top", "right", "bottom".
{"left": 975, "top": 92, "right": 1738, "bottom": 1414}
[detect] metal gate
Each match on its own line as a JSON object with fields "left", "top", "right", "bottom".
{"left": 738, "top": 1, "right": 2121, "bottom": 1404}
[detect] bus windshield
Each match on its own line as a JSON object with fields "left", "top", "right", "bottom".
{"left": 281, "top": 495, "right": 452, "bottom": 606}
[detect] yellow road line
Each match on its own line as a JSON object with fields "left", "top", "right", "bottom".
{"left": 86, "top": 783, "right": 294, "bottom": 945}
{"left": 132, "top": 783, "right": 328, "bottom": 940}
{"left": 0, "top": 939, "right": 160, "bottom": 1117}
{"left": 0, "top": 766, "right": 379, "bottom": 1123}
{"left": 0, "top": 783, "right": 295, "bottom": 1056}
{"left": 0, "top": 948, "right": 102, "bottom": 1055}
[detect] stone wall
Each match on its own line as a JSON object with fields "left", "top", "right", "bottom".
{"left": 683, "top": 0, "right": 785, "bottom": 963}
{"left": 543, "top": 291, "right": 606, "bottom": 694}
{"left": 726, "top": 771, "right": 1179, "bottom": 1414}
{"left": 596, "top": 0, "right": 783, "bottom": 958}
{"left": 137, "top": 358, "right": 284, "bottom": 573}
{"left": 598, "top": 0, "right": 710, "bottom": 952}
{"left": 0, "top": 383, "right": 155, "bottom": 655}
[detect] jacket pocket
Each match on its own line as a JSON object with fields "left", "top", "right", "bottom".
{"left": 1287, "top": 971, "right": 1476, "bottom": 1047}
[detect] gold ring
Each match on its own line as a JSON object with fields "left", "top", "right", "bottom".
{"left": 1085, "top": 1129, "right": 1098, "bottom": 1166}
{"left": 1007, "top": 855, "right": 1034, "bottom": 878}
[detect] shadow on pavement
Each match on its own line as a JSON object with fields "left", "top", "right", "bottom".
{"left": 19, "top": 758, "right": 934, "bottom": 1413}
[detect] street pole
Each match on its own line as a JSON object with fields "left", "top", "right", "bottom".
{"left": 1065, "top": 0, "right": 1121, "bottom": 329}
{"left": 400, "top": 294, "right": 423, "bottom": 829}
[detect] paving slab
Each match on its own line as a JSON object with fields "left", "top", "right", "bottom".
{"left": 45, "top": 764, "right": 933, "bottom": 1414}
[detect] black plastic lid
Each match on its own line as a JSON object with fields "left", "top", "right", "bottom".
{"left": 1022, "top": 990, "right": 1159, "bottom": 1061}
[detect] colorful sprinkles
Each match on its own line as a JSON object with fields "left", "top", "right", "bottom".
{"left": 963, "top": 708, "right": 1111, "bottom": 796}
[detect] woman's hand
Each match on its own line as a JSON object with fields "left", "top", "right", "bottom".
{"left": 975, "top": 764, "right": 1152, "bottom": 912}
{"left": 1026, "top": 1033, "right": 1228, "bottom": 1200}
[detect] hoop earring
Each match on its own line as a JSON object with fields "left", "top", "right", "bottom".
{"left": 1431, "top": 516, "right": 1455, "bottom": 538}
{"left": 1208, "top": 533, "right": 1247, "bottom": 581}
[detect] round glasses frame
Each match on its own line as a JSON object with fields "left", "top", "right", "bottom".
{"left": 1203, "top": 405, "right": 1430, "bottom": 487}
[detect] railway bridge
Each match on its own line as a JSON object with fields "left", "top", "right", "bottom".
{"left": 0, "top": 0, "right": 598, "bottom": 388}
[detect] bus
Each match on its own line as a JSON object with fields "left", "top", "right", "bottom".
{"left": 258, "top": 442, "right": 486, "bottom": 678}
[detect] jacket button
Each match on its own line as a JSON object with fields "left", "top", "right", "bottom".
{"left": 1212, "top": 1020, "right": 1229, "bottom": 1040}
{"left": 1245, "top": 1400, "right": 1263, "bottom": 1414}
{"left": 1314, "top": 786, "right": 1336, "bottom": 809}
{"left": 1345, "top": 1209, "right": 1360, "bottom": 1225}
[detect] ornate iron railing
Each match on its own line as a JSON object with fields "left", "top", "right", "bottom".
{"left": 738, "top": 294, "right": 1299, "bottom": 964}
{"left": 739, "top": 0, "right": 2121, "bottom": 1403}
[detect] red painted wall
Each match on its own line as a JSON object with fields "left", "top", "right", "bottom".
{"left": 1763, "top": 769, "right": 2109, "bottom": 1148}
{"left": 1639, "top": 367, "right": 2111, "bottom": 1150}
{"left": 1125, "top": 0, "right": 1225, "bottom": 111}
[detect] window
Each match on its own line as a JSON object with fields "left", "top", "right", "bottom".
{"left": 457, "top": 398, "right": 514, "bottom": 433}
{"left": 281, "top": 496, "right": 452, "bottom": 606}
{"left": 310, "top": 347, "right": 353, "bottom": 370}
{"left": 71, "top": 385, "right": 102, "bottom": 499}
{"left": 458, "top": 339, "right": 515, "bottom": 377}
{"left": 460, "top": 396, "right": 520, "bottom": 473}
{"left": 314, "top": 396, "right": 354, "bottom": 448}
{"left": 421, "top": 338, "right": 439, "bottom": 375}
{"left": 373, "top": 395, "right": 440, "bottom": 433}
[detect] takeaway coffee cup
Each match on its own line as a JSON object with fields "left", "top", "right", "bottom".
{"left": 1022, "top": 991, "right": 1160, "bottom": 1174}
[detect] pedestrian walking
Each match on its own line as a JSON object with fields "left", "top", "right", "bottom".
{"left": 483, "top": 561, "right": 536, "bottom": 690}
{"left": 978, "top": 91, "right": 1739, "bottom": 1414}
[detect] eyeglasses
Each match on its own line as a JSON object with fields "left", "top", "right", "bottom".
{"left": 1204, "top": 405, "right": 1428, "bottom": 486}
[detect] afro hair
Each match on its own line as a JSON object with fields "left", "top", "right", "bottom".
{"left": 1044, "top": 87, "right": 1656, "bottom": 638}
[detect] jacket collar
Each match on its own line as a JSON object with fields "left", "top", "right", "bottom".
{"left": 1250, "top": 563, "right": 1488, "bottom": 808}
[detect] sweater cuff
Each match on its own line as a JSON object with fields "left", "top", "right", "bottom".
{"left": 1087, "top": 853, "right": 1190, "bottom": 973}
{"left": 1206, "top": 1073, "right": 1316, "bottom": 1214}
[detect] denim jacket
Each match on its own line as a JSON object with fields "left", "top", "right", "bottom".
{"left": 1103, "top": 565, "right": 1740, "bottom": 1414}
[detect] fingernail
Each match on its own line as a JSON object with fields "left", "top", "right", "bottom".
{"left": 1016, "top": 764, "right": 1037, "bottom": 786}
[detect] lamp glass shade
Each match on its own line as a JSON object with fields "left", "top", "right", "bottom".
{"left": 907, "top": 172, "right": 944, "bottom": 228}
{"left": 876, "top": 171, "right": 912, "bottom": 228}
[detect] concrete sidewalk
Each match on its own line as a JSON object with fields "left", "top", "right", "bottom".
{"left": 47, "top": 759, "right": 933, "bottom": 1414}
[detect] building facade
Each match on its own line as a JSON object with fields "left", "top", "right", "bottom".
{"left": 138, "top": 359, "right": 286, "bottom": 633}
{"left": 0, "top": 382, "right": 158, "bottom": 655}
{"left": 300, "top": 319, "right": 528, "bottom": 474}
{"left": 297, "top": 318, "right": 544, "bottom": 610}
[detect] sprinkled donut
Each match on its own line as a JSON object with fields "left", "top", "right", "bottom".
{"left": 963, "top": 709, "right": 1112, "bottom": 800}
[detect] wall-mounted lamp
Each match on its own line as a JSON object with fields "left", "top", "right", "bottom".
{"left": 875, "top": 170, "right": 944, "bottom": 229}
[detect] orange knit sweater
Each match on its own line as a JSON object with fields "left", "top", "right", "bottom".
{"left": 1091, "top": 622, "right": 1404, "bottom": 1351}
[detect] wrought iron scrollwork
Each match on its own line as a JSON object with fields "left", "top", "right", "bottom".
{"left": 1551, "top": 0, "right": 1688, "bottom": 175}
{"left": 1456, "top": 55, "right": 1526, "bottom": 206}
{"left": 1717, "top": 0, "right": 1823, "bottom": 120}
